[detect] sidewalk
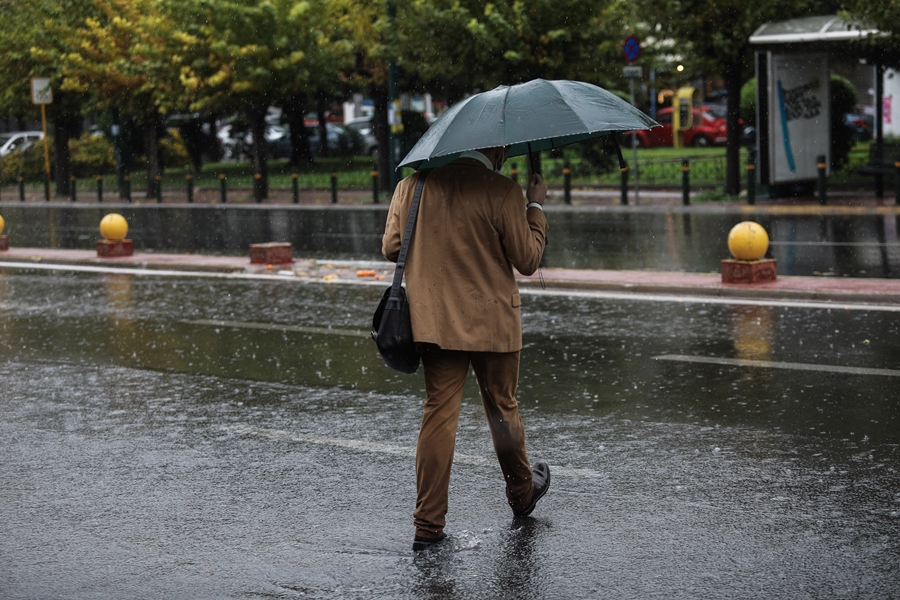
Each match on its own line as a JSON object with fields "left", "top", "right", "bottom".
{"left": 2, "top": 246, "right": 899, "bottom": 306}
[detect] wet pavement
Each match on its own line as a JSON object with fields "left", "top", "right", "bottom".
{"left": 3, "top": 201, "right": 900, "bottom": 278}
{"left": 2, "top": 263, "right": 899, "bottom": 598}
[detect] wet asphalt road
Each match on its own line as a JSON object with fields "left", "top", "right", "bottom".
{"left": 1, "top": 268, "right": 899, "bottom": 598}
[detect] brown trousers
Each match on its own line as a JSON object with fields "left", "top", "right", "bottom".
{"left": 413, "top": 346, "right": 534, "bottom": 538}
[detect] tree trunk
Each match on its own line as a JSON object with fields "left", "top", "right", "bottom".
{"left": 144, "top": 119, "right": 160, "bottom": 198}
{"left": 283, "top": 95, "right": 312, "bottom": 168}
{"left": 371, "top": 84, "right": 390, "bottom": 193}
{"left": 248, "top": 106, "right": 269, "bottom": 199}
{"left": 724, "top": 60, "right": 743, "bottom": 196}
{"left": 316, "top": 107, "right": 329, "bottom": 158}
{"left": 52, "top": 112, "right": 79, "bottom": 196}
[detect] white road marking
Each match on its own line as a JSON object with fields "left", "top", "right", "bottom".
{"left": 3, "top": 260, "right": 899, "bottom": 312}
{"left": 653, "top": 354, "right": 900, "bottom": 377}
{"left": 222, "top": 424, "right": 601, "bottom": 478}
{"left": 521, "top": 287, "right": 900, "bottom": 313}
{"left": 187, "top": 319, "right": 369, "bottom": 338}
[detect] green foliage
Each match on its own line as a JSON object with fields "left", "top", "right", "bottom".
{"left": 159, "top": 129, "right": 192, "bottom": 169}
{"left": 393, "top": 0, "right": 640, "bottom": 97}
{"left": 843, "top": 0, "right": 900, "bottom": 69}
{"left": 69, "top": 133, "right": 116, "bottom": 177}
{"left": 0, "top": 132, "right": 119, "bottom": 183}
{"left": 0, "top": 143, "right": 46, "bottom": 184}
{"left": 568, "top": 136, "right": 620, "bottom": 178}
{"left": 740, "top": 79, "right": 756, "bottom": 126}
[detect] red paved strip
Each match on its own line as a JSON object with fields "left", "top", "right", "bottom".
{"left": 515, "top": 267, "right": 900, "bottom": 304}
{"left": 1, "top": 247, "right": 898, "bottom": 305}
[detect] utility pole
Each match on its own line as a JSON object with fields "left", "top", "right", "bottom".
{"left": 386, "top": 0, "right": 401, "bottom": 192}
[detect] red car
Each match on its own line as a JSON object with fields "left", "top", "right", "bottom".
{"left": 625, "top": 106, "right": 727, "bottom": 147}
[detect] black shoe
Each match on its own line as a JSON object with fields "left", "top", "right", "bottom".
{"left": 513, "top": 462, "right": 550, "bottom": 518}
{"left": 412, "top": 532, "right": 446, "bottom": 552}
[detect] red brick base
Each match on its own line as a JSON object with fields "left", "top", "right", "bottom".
{"left": 721, "top": 258, "right": 777, "bottom": 283}
{"left": 0, "top": 236, "right": 7, "bottom": 251}
{"left": 97, "top": 239, "right": 134, "bottom": 258}
{"left": 249, "top": 242, "right": 293, "bottom": 265}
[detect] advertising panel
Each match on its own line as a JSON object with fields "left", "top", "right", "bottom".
{"left": 767, "top": 53, "right": 830, "bottom": 182}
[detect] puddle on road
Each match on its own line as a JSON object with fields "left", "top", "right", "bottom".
{"left": 1, "top": 269, "right": 898, "bottom": 446}
{"left": 3, "top": 268, "right": 899, "bottom": 598}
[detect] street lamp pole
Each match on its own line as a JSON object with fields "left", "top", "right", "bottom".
{"left": 387, "top": 0, "right": 400, "bottom": 192}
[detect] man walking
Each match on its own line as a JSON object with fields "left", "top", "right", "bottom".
{"left": 382, "top": 147, "right": 550, "bottom": 551}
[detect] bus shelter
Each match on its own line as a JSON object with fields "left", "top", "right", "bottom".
{"left": 750, "top": 15, "right": 882, "bottom": 196}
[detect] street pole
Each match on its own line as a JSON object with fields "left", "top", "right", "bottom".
{"left": 31, "top": 78, "right": 54, "bottom": 202}
{"left": 630, "top": 77, "right": 640, "bottom": 205}
{"left": 40, "top": 104, "right": 51, "bottom": 201}
{"left": 387, "top": 0, "right": 400, "bottom": 192}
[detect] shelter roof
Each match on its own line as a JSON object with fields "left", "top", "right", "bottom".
{"left": 750, "top": 15, "right": 879, "bottom": 45}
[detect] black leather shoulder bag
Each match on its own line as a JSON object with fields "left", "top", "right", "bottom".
{"left": 371, "top": 169, "right": 432, "bottom": 373}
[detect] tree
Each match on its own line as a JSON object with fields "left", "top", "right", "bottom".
{"left": 166, "top": 0, "right": 355, "bottom": 195}
{"left": 0, "top": 0, "right": 97, "bottom": 195}
{"left": 843, "top": 0, "right": 900, "bottom": 68}
{"left": 38, "top": 0, "right": 188, "bottom": 197}
{"left": 335, "top": 0, "right": 644, "bottom": 189}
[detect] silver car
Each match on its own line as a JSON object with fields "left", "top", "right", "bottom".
{"left": 0, "top": 131, "right": 44, "bottom": 157}
{"left": 344, "top": 117, "right": 378, "bottom": 155}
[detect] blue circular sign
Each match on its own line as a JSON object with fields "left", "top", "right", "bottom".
{"left": 623, "top": 36, "right": 641, "bottom": 62}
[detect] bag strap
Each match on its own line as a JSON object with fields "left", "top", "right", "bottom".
{"left": 390, "top": 168, "right": 432, "bottom": 298}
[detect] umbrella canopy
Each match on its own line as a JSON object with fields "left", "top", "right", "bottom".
{"left": 398, "top": 79, "right": 658, "bottom": 170}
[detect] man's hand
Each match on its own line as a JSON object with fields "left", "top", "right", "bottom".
{"left": 526, "top": 173, "right": 547, "bottom": 205}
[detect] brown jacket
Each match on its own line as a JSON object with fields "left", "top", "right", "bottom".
{"left": 382, "top": 157, "right": 548, "bottom": 352}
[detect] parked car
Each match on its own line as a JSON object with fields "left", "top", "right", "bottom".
{"left": 844, "top": 113, "right": 873, "bottom": 142}
{"left": 344, "top": 117, "right": 378, "bottom": 155}
{"left": 0, "top": 131, "right": 44, "bottom": 157}
{"left": 265, "top": 122, "right": 362, "bottom": 159}
{"left": 625, "top": 106, "right": 727, "bottom": 148}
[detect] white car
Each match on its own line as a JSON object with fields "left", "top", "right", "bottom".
{"left": 344, "top": 117, "right": 378, "bottom": 155}
{"left": 0, "top": 131, "right": 44, "bottom": 157}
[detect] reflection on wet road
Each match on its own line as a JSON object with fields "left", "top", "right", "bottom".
{"left": 1, "top": 268, "right": 898, "bottom": 598}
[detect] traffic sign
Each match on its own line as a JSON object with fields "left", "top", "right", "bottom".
{"left": 623, "top": 36, "right": 641, "bottom": 63}
{"left": 623, "top": 66, "right": 643, "bottom": 79}
{"left": 31, "top": 78, "right": 52, "bottom": 105}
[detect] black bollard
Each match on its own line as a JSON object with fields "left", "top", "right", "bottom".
{"left": 155, "top": 175, "right": 162, "bottom": 203}
{"left": 70, "top": 176, "right": 77, "bottom": 202}
{"left": 253, "top": 173, "right": 263, "bottom": 203}
{"left": 123, "top": 174, "right": 131, "bottom": 203}
{"left": 681, "top": 158, "right": 690, "bottom": 206}
{"left": 563, "top": 161, "right": 571, "bottom": 205}
{"left": 895, "top": 159, "right": 900, "bottom": 206}
{"left": 19, "top": 176, "right": 25, "bottom": 202}
{"left": 817, "top": 155, "right": 827, "bottom": 206}
{"left": 219, "top": 173, "right": 227, "bottom": 204}
{"left": 292, "top": 173, "right": 299, "bottom": 204}
{"left": 620, "top": 166, "right": 629, "bottom": 206}
{"left": 371, "top": 165, "right": 379, "bottom": 203}
{"left": 186, "top": 173, "right": 194, "bottom": 203}
{"left": 331, "top": 171, "right": 338, "bottom": 204}
{"left": 510, "top": 162, "right": 518, "bottom": 184}
{"left": 746, "top": 152, "right": 756, "bottom": 206}
{"left": 97, "top": 175, "right": 103, "bottom": 203}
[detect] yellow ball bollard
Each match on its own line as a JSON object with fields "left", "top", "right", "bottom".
{"left": 727, "top": 221, "right": 769, "bottom": 260}
{"left": 0, "top": 214, "right": 5, "bottom": 235}
{"left": 0, "top": 214, "right": 6, "bottom": 251}
{"left": 99, "top": 213, "right": 128, "bottom": 242}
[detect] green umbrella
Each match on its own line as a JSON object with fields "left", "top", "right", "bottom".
{"left": 398, "top": 78, "right": 658, "bottom": 171}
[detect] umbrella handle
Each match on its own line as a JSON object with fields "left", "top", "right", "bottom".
{"left": 611, "top": 136, "right": 627, "bottom": 170}
{"left": 527, "top": 142, "right": 540, "bottom": 176}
